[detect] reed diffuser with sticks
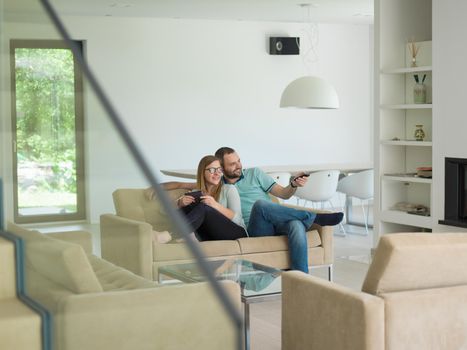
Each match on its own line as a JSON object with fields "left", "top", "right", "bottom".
{"left": 413, "top": 74, "right": 427, "bottom": 103}
{"left": 408, "top": 39, "right": 420, "bottom": 67}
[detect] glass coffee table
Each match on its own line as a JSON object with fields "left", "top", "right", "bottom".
{"left": 158, "top": 259, "right": 282, "bottom": 350}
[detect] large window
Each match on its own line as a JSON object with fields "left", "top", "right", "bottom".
{"left": 10, "top": 40, "right": 85, "bottom": 223}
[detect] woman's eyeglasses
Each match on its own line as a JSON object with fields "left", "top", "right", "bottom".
{"left": 205, "top": 167, "right": 223, "bottom": 174}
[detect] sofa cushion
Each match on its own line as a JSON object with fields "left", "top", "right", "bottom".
{"left": 237, "top": 230, "right": 322, "bottom": 254}
{"left": 153, "top": 240, "right": 241, "bottom": 262}
{"left": 88, "top": 255, "right": 157, "bottom": 291}
{"left": 7, "top": 222, "right": 42, "bottom": 241}
{"left": 7, "top": 223, "right": 103, "bottom": 294}
{"left": 47, "top": 230, "right": 93, "bottom": 254}
{"left": 113, "top": 188, "right": 186, "bottom": 232}
{"left": 362, "top": 233, "right": 467, "bottom": 295}
{"left": 381, "top": 285, "right": 467, "bottom": 350}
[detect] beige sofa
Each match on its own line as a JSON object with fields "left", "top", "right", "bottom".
{"left": 282, "top": 232, "right": 467, "bottom": 350}
{"left": 7, "top": 223, "right": 241, "bottom": 350}
{"left": 100, "top": 188, "right": 334, "bottom": 281}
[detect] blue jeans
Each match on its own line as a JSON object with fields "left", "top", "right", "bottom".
{"left": 247, "top": 200, "right": 316, "bottom": 273}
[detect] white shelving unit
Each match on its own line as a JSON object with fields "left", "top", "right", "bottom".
{"left": 380, "top": 210, "right": 432, "bottom": 230}
{"left": 381, "top": 104, "right": 432, "bottom": 109}
{"left": 382, "top": 175, "right": 432, "bottom": 184}
{"left": 382, "top": 66, "right": 432, "bottom": 74}
{"left": 375, "top": 0, "right": 433, "bottom": 240}
{"left": 380, "top": 140, "right": 432, "bottom": 147}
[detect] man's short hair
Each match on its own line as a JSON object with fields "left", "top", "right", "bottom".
{"left": 215, "top": 147, "right": 236, "bottom": 166}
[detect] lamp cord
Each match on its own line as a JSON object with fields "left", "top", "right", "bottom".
{"left": 296, "top": 4, "right": 320, "bottom": 74}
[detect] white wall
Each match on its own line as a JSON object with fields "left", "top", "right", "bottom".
{"left": 69, "top": 17, "right": 372, "bottom": 169}
{"left": 1, "top": 15, "right": 372, "bottom": 223}
{"left": 432, "top": 0, "right": 467, "bottom": 232}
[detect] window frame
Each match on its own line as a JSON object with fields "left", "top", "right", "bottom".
{"left": 10, "top": 39, "right": 86, "bottom": 224}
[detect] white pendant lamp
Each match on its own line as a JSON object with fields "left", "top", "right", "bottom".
{"left": 279, "top": 4, "right": 339, "bottom": 110}
{"left": 280, "top": 76, "right": 339, "bottom": 109}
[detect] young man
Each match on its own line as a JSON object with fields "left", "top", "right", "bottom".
{"left": 214, "top": 147, "right": 343, "bottom": 273}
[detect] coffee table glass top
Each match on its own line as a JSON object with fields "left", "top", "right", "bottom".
{"left": 158, "top": 259, "right": 281, "bottom": 298}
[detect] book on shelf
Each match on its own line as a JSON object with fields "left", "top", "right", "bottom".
{"left": 416, "top": 166, "right": 432, "bottom": 178}
{"left": 391, "top": 202, "right": 430, "bottom": 216}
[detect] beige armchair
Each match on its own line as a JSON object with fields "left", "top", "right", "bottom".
{"left": 282, "top": 232, "right": 467, "bottom": 350}
{"left": 7, "top": 223, "right": 241, "bottom": 350}
{"left": 100, "top": 188, "right": 334, "bottom": 281}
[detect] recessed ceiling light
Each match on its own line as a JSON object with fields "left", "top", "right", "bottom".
{"left": 108, "top": 3, "right": 134, "bottom": 8}
{"left": 298, "top": 3, "right": 318, "bottom": 8}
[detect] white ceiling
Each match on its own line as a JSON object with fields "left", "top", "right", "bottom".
{"left": 4, "top": 0, "right": 373, "bottom": 24}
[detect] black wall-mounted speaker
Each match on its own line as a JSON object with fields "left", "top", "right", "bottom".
{"left": 269, "top": 37, "right": 300, "bottom": 55}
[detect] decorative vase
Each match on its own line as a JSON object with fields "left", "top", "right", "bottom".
{"left": 413, "top": 83, "right": 426, "bottom": 104}
{"left": 411, "top": 57, "right": 417, "bottom": 67}
{"left": 414, "top": 125, "right": 425, "bottom": 141}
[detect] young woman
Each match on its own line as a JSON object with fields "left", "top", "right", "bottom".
{"left": 176, "top": 155, "right": 248, "bottom": 241}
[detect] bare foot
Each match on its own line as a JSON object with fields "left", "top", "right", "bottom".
{"left": 152, "top": 231, "right": 172, "bottom": 244}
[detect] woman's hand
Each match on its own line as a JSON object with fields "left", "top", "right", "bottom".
{"left": 200, "top": 195, "right": 219, "bottom": 209}
{"left": 177, "top": 195, "right": 196, "bottom": 208}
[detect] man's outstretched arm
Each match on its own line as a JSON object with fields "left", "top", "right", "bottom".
{"left": 269, "top": 174, "right": 307, "bottom": 200}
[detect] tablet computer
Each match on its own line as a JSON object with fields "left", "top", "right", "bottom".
{"left": 185, "top": 190, "right": 203, "bottom": 202}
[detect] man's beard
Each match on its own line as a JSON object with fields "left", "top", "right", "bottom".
{"left": 223, "top": 168, "right": 241, "bottom": 179}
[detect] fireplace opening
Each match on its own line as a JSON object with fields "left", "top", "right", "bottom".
{"left": 439, "top": 157, "right": 467, "bottom": 227}
{"left": 462, "top": 164, "right": 467, "bottom": 219}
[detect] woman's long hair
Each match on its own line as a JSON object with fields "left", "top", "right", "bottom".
{"left": 196, "top": 155, "right": 223, "bottom": 201}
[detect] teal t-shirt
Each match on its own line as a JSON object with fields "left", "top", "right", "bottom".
{"left": 226, "top": 168, "right": 276, "bottom": 226}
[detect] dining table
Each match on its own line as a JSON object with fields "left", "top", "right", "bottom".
{"left": 161, "top": 163, "right": 373, "bottom": 230}
{"left": 160, "top": 163, "right": 372, "bottom": 180}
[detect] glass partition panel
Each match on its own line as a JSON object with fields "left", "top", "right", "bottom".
{"left": 1, "top": 1, "right": 242, "bottom": 349}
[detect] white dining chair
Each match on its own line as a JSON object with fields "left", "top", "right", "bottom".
{"left": 295, "top": 170, "right": 344, "bottom": 235}
{"left": 337, "top": 169, "right": 374, "bottom": 235}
